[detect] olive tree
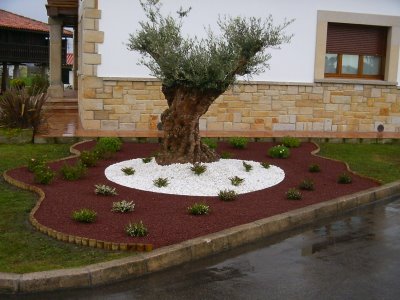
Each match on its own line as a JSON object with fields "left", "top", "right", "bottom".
{"left": 128, "top": 0, "right": 292, "bottom": 165}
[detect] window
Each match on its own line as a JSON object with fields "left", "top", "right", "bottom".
{"left": 324, "top": 23, "right": 387, "bottom": 80}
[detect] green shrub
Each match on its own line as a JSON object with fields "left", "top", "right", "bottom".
{"left": 229, "top": 137, "right": 248, "bottom": 149}
{"left": 125, "top": 221, "right": 148, "bottom": 237}
{"left": 121, "top": 167, "right": 135, "bottom": 175}
{"left": 268, "top": 145, "right": 290, "bottom": 158}
{"left": 230, "top": 176, "right": 244, "bottom": 186}
{"left": 112, "top": 200, "right": 135, "bottom": 213}
{"left": 299, "top": 179, "right": 315, "bottom": 191}
{"left": 60, "top": 162, "right": 87, "bottom": 181}
{"left": 282, "top": 136, "right": 301, "bottom": 148}
{"left": 27, "top": 157, "right": 46, "bottom": 172}
{"left": 93, "top": 144, "right": 113, "bottom": 159}
{"left": 96, "top": 137, "right": 122, "bottom": 153}
{"left": 309, "top": 164, "right": 321, "bottom": 173}
{"left": 218, "top": 189, "right": 238, "bottom": 201}
{"left": 153, "top": 177, "right": 169, "bottom": 187}
{"left": 190, "top": 163, "right": 207, "bottom": 175}
{"left": 338, "top": 173, "right": 352, "bottom": 184}
{"left": 79, "top": 151, "right": 98, "bottom": 167}
{"left": 286, "top": 188, "right": 302, "bottom": 200}
{"left": 142, "top": 157, "right": 153, "bottom": 163}
{"left": 10, "top": 78, "right": 26, "bottom": 89}
{"left": 71, "top": 208, "right": 97, "bottom": 223}
{"left": 27, "top": 75, "right": 49, "bottom": 96}
{"left": 220, "top": 151, "right": 233, "bottom": 159}
{"left": 202, "top": 138, "right": 218, "bottom": 149}
{"left": 188, "top": 203, "right": 210, "bottom": 215}
{"left": 94, "top": 184, "right": 118, "bottom": 196}
{"left": 260, "top": 161, "right": 270, "bottom": 169}
{"left": 33, "top": 165, "right": 55, "bottom": 184}
{"left": 242, "top": 161, "right": 253, "bottom": 172}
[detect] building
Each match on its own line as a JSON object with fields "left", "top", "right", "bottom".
{"left": 47, "top": 0, "right": 400, "bottom": 136}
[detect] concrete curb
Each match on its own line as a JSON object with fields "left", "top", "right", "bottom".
{"left": 1, "top": 181, "right": 399, "bottom": 294}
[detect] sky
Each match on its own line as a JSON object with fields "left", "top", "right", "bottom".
{"left": 0, "top": 0, "right": 48, "bottom": 22}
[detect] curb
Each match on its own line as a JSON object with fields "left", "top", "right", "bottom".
{"left": 1, "top": 181, "right": 399, "bottom": 294}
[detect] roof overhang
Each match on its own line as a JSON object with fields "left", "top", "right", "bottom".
{"left": 46, "top": 0, "right": 78, "bottom": 27}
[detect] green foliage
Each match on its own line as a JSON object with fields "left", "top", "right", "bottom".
{"left": 229, "top": 137, "right": 248, "bottom": 149}
{"left": 299, "top": 179, "right": 315, "bottom": 191}
{"left": 190, "top": 163, "right": 207, "bottom": 175}
{"left": 71, "top": 208, "right": 97, "bottom": 223}
{"left": 268, "top": 145, "right": 290, "bottom": 158}
{"left": 121, "top": 166, "right": 136, "bottom": 175}
{"left": 27, "top": 75, "right": 49, "bottom": 96}
{"left": 96, "top": 137, "right": 122, "bottom": 153}
{"left": 10, "top": 79, "right": 26, "bottom": 89}
{"left": 60, "top": 162, "right": 87, "bottom": 181}
{"left": 94, "top": 184, "right": 118, "bottom": 196}
{"left": 220, "top": 151, "right": 233, "bottom": 159}
{"left": 111, "top": 200, "right": 135, "bottom": 213}
{"left": 27, "top": 157, "right": 46, "bottom": 172}
{"left": 260, "top": 161, "right": 270, "bottom": 169}
{"left": 286, "top": 188, "right": 302, "bottom": 200}
{"left": 125, "top": 221, "right": 148, "bottom": 237}
{"left": 127, "top": 0, "right": 292, "bottom": 92}
{"left": 309, "top": 164, "right": 321, "bottom": 173}
{"left": 33, "top": 165, "right": 55, "bottom": 185}
{"left": 338, "top": 173, "right": 352, "bottom": 184}
{"left": 282, "top": 136, "right": 301, "bottom": 148}
{"left": 230, "top": 176, "right": 244, "bottom": 186}
{"left": 202, "top": 138, "right": 218, "bottom": 149}
{"left": 79, "top": 151, "right": 98, "bottom": 167}
{"left": 188, "top": 203, "right": 210, "bottom": 215}
{"left": 218, "top": 189, "right": 238, "bottom": 201}
{"left": 142, "top": 157, "right": 153, "bottom": 163}
{"left": 242, "top": 161, "right": 253, "bottom": 172}
{"left": 153, "top": 177, "right": 169, "bottom": 187}
{"left": 0, "top": 88, "right": 47, "bottom": 134}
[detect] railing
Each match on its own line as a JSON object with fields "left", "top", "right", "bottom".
{"left": 0, "top": 43, "right": 67, "bottom": 64}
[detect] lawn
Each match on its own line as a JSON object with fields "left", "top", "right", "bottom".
{"left": 0, "top": 141, "right": 399, "bottom": 274}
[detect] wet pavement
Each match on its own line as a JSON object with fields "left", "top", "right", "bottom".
{"left": 6, "top": 197, "right": 400, "bottom": 300}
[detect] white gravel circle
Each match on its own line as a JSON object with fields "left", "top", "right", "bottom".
{"left": 105, "top": 158, "right": 285, "bottom": 196}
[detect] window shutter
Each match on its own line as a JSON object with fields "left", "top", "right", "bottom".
{"left": 326, "top": 23, "right": 387, "bottom": 56}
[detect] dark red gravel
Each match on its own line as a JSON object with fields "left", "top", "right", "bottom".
{"left": 8, "top": 141, "right": 379, "bottom": 248}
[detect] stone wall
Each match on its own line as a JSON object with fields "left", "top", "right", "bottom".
{"left": 79, "top": 77, "right": 400, "bottom": 134}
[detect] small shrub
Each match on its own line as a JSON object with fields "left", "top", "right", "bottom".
{"left": 242, "top": 161, "right": 253, "bottom": 172}
{"left": 60, "top": 162, "right": 86, "bottom": 181}
{"left": 282, "top": 136, "right": 301, "bottom": 148}
{"left": 299, "top": 179, "right": 315, "bottom": 191}
{"left": 229, "top": 137, "right": 248, "bottom": 149}
{"left": 112, "top": 200, "right": 135, "bottom": 213}
{"left": 125, "top": 221, "right": 148, "bottom": 237}
{"left": 27, "top": 157, "right": 46, "bottom": 172}
{"left": 94, "top": 184, "right": 118, "bottom": 196}
{"left": 230, "top": 176, "right": 244, "bottom": 186}
{"left": 33, "top": 165, "right": 55, "bottom": 185}
{"left": 338, "top": 173, "right": 352, "bottom": 184}
{"left": 96, "top": 137, "right": 122, "bottom": 153}
{"left": 10, "top": 78, "right": 26, "bottom": 89}
{"left": 27, "top": 75, "right": 49, "bottom": 96}
{"left": 309, "top": 164, "right": 321, "bottom": 173}
{"left": 188, "top": 203, "right": 210, "bottom": 215}
{"left": 260, "top": 161, "right": 270, "bottom": 169}
{"left": 153, "top": 177, "right": 169, "bottom": 187}
{"left": 93, "top": 144, "right": 113, "bottom": 159}
{"left": 142, "top": 157, "right": 153, "bottom": 163}
{"left": 79, "top": 151, "right": 98, "bottom": 167}
{"left": 218, "top": 189, "right": 238, "bottom": 201}
{"left": 190, "top": 163, "right": 207, "bottom": 175}
{"left": 286, "top": 188, "right": 302, "bottom": 200}
{"left": 71, "top": 208, "right": 97, "bottom": 223}
{"left": 220, "top": 151, "right": 233, "bottom": 159}
{"left": 268, "top": 145, "right": 290, "bottom": 159}
{"left": 202, "top": 138, "right": 218, "bottom": 149}
{"left": 121, "top": 167, "right": 135, "bottom": 175}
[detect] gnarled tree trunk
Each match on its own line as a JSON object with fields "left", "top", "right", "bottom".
{"left": 156, "top": 85, "right": 221, "bottom": 165}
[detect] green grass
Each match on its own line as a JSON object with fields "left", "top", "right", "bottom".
{"left": 318, "top": 143, "right": 400, "bottom": 184}
{"left": 0, "top": 144, "right": 131, "bottom": 273}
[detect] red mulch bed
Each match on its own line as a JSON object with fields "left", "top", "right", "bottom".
{"left": 7, "top": 141, "right": 379, "bottom": 249}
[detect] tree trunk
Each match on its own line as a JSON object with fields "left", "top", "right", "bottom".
{"left": 156, "top": 85, "right": 221, "bottom": 165}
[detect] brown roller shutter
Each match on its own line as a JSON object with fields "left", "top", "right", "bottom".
{"left": 326, "top": 23, "right": 387, "bottom": 55}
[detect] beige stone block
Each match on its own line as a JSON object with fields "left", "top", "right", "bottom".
{"left": 239, "top": 93, "right": 252, "bottom": 101}
{"left": 136, "top": 123, "right": 149, "bottom": 130}
{"left": 83, "top": 53, "right": 101, "bottom": 65}
{"left": 120, "top": 123, "right": 136, "bottom": 130}
{"left": 207, "top": 122, "right": 223, "bottom": 130}
{"left": 82, "top": 119, "right": 100, "bottom": 129}
{"left": 82, "top": 64, "right": 94, "bottom": 76}
{"left": 83, "top": 18, "right": 95, "bottom": 30}
{"left": 244, "top": 85, "right": 257, "bottom": 93}
{"left": 133, "top": 82, "right": 146, "bottom": 89}
{"left": 83, "top": 88, "right": 96, "bottom": 98}
{"left": 331, "top": 95, "right": 351, "bottom": 104}
{"left": 312, "top": 86, "right": 324, "bottom": 94}
{"left": 104, "top": 98, "right": 123, "bottom": 105}
{"left": 232, "top": 123, "right": 250, "bottom": 130}
{"left": 84, "top": 9, "right": 102, "bottom": 19}
{"left": 83, "top": 111, "right": 94, "bottom": 120}
{"left": 241, "top": 117, "right": 254, "bottom": 123}
{"left": 371, "top": 88, "right": 382, "bottom": 98}
{"left": 96, "top": 93, "right": 112, "bottom": 99}
{"left": 101, "top": 120, "right": 119, "bottom": 130}
{"left": 103, "top": 81, "right": 117, "bottom": 86}
{"left": 113, "top": 86, "right": 123, "bottom": 98}
{"left": 223, "top": 122, "right": 233, "bottom": 130}
{"left": 83, "top": 0, "right": 96, "bottom": 9}
{"left": 82, "top": 99, "right": 103, "bottom": 110}
{"left": 83, "top": 42, "right": 95, "bottom": 53}
{"left": 287, "top": 86, "right": 299, "bottom": 95}
{"left": 84, "top": 30, "right": 104, "bottom": 43}
{"left": 386, "top": 94, "right": 396, "bottom": 103}
{"left": 94, "top": 111, "right": 110, "bottom": 120}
